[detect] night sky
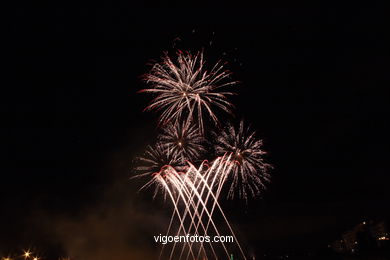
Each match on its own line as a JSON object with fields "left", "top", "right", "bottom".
{"left": 3, "top": 6, "right": 389, "bottom": 259}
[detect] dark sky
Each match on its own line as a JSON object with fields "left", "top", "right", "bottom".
{"left": 3, "top": 6, "right": 390, "bottom": 259}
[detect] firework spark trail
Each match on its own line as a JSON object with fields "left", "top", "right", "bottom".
{"left": 166, "top": 174, "right": 199, "bottom": 260}
{"left": 159, "top": 176, "right": 209, "bottom": 260}
{"left": 169, "top": 162, "right": 218, "bottom": 260}
{"left": 175, "top": 162, "right": 222, "bottom": 260}
{"left": 166, "top": 169, "right": 215, "bottom": 260}
{"left": 156, "top": 156, "right": 247, "bottom": 260}
{"left": 139, "top": 167, "right": 197, "bottom": 259}
{"left": 160, "top": 187, "right": 208, "bottom": 260}
{"left": 158, "top": 172, "right": 197, "bottom": 260}
{"left": 161, "top": 159, "right": 230, "bottom": 260}
{"left": 156, "top": 174, "right": 187, "bottom": 239}
{"left": 138, "top": 163, "right": 225, "bottom": 260}
{"left": 172, "top": 158, "right": 227, "bottom": 260}
{"left": 190, "top": 157, "right": 247, "bottom": 260}
{"left": 179, "top": 169, "right": 231, "bottom": 260}
{"left": 177, "top": 182, "right": 212, "bottom": 259}
{"left": 191, "top": 161, "right": 230, "bottom": 260}
{"left": 134, "top": 137, "right": 252, "bottom": 260}
{"left": 208, "top": 166, "right": 247, "bottom": 260}
{"left": 182, "top": 157, "right": 229, "bottom": 260}
{"left": 193, "top": 156, "right": 247, "bottom": 260}
{"left": 140, "top": 51, "right": 237, "bottom": 134}
{"left": 176, "top": 161, "right": 222, "bottom": 260}
{"left": 159, "top": 173, "right": 199, "bottom": 260}
{"left": 136, "top": 149, "right": 215, "bottom": 260}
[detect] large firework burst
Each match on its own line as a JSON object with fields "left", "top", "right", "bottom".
{"left": 214, "top": 120, "right": 271, "bottom": 200}
{"left": 140, "top": 50, "right": 237, "bottom": 134}
{"left": 158, "top": 122, "right": 205, "bottom": 163}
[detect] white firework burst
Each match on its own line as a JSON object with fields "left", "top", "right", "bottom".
{"left": 214, "top": 120, "right": 271, "bottom": 200}
{"left": 133, "top": 143, "right": 185, "bottom": 198}
{"left": 158, "top": 122, "right": 205, "bottom": 163}
{"left": 140, "top": 50, "right": 237, "bottom": 134}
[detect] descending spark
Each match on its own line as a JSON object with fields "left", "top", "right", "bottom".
{"left": 178, "top": 167, "right": 231, "bottom": 260}
{"left": 187, "top": 156, "right": 247, "bottom": 260}
{"left": 140, "top": 50, "right": 237, "bottom": 134}
{"left": 165, "top": 169, "right": 214, "bottom": 260}
{"left": 200, "top": 158, "right": 248, "bottom": 260}
{"left": 140, "top": 163, "right": 197, "bottom": 259}
{"left": 181, "top": 159, "right": 226, "bottom": 260}
{"left": 172, "top": 162, "right": 219, "bottom": 260}
{"left": 156, "top": 156, "right": 246, "bottom": 260}
{"left": 136, "top": 149, "right": 245, "bottom": 260}
{"left": 151, "top": 161, "right": 216, "bottom": 260}
{"left": 134, "top": 150, "right": 250, "bottom": 260}
{"left": 143, "top": 156, "right": 244, "bottom": 259}
{"left": 159, "top": 161, "right": 216, "bottom": 260}
{"left": 158, "top": 121, "right": 205, "bottom": 162}
{"left": 214, "top": 120, "right": 272, "bottom": 201}
{"left": 156, "top": 169, "right": 197, "bottom": 260}
{"left": 156, "top": 164, "right": 219, "bottom": 260}
{"left": 179, "top": 157, "right": 228, "bottom": 259}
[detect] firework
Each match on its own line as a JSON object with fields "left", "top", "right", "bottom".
{"left": 133, "top": 49, "right": 272, "bottom": 260}
{"left": 140, "top": 51, "right": 237, "bottom": 134}
{"left": 23, "top": 250, "right": 32, "bottom": 259}
{"left": 214, "top": 120, "right": 271, "bottom": 200}
{"left": 134, "top": 143, "right": 184, "bottom": 177}
{"left": 158, "top": 121, "right": 205, "bottom": 163}
{"left": 133, "top": 149, "right": 249, "bottom": 259}
{"left": 133, "top": 143, "right": 185, "bottom": 198}
{"left": 157, "top": 156, "right": 246, "bottom": 260}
